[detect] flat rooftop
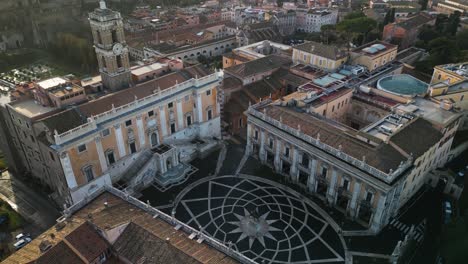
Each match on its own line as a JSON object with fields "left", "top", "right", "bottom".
{"left": 37, "top": 77, "right": 67, "bottom": 90}
{"left": 10, "top": 99, "right": 56, "bottom": 118}
{"left": 402, "top": 97, "right": 460, "bottom": 126}
{"left": 352, "top": 41, "right": 397, "bottom": 57}
{"left": 131, "top": 62, "right": 167, "bottom": 76}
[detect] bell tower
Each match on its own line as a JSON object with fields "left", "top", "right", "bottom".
{"left": 89, "top": 0, "right": 131, "bottom": 91}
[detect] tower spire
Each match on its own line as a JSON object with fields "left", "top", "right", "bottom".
{"left": 99, "top": 0, "right": 107, "bottom": 9}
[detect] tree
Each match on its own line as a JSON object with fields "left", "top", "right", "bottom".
{"left": 337, "top": 17, "right": 378, "bottom": 45}
{"left": 383, "top": 8, "right": 396, "bottom": 26}
{"left": 456, "top": 29, "right": 468, "bottom": 50}
{"left": 344, "top": 11, "right": 365, "bottom": 20}
{"left": 418, "top": 25, "right": 441, "bottom": 46}
{"left": 427, "top": 37, "right": 461, "bottom": 65}
{"left": 447, "top": 11, "right": 461, "bottom": 36}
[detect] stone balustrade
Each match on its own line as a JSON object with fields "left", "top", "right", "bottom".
{"left": 62, "top": 185, "right": 257, "bottom": 264}
{"left": 247, "top": 102, "right": 413, "bottom": 184}
{"left": 53, "top": 72, "right": 222, "bottom": 146}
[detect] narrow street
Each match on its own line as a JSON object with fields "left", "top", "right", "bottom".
{"left": 0, "top": 171, "right": 59, "bottom": 236}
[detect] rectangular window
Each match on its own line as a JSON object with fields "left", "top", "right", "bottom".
{"left": 285, "top": 147, "right": 290, "bottom": 157}
{"left": 148, "top": 110, "right": 154, "bottom": 117}
{"left": 207, "top": 109, "right": 213, "bottom": 120}
{"left": 343, "top": 179, "right": 349, "bottom": 190}
{"left": 186, "top": 115, "right": 192, "bottom": 126}
{"left": 125, "top": 120, "right": 132, "bottom": 127}
{"left": 185, "top": 95, "right": 190, "bottom": 102}
{"left": 254, "top": 130, "right": 259, "bottom": 140}
{"left": 168, "top": 102, "right": 174, "bottom": 108}
{"left": 102, "top": 128, "right": 110, "bottom": 137}
{"left": 49, "top": 152, "right": 55, "bottom": 161}
{"left": 78, "top": 144, "right": 87, "bottom": 153}
{"left": 170, "top": 123, "right": 176, "bottom": 134}
{"left": 302, "top": 155, "right": 309, "bottom": 167}
{"left": 107, "top": 151, "right": 115, "bottom": 165}
{"left": 321, "top": 167, "right": 327, "bottom": 177}
{"left": 129, "top": 142, "right": 137, "bottom": 154}
{"left": 365, "top": 192, "right": 373, "bottom": 202}
{"left": 84, "top": 166, "right": 94, "bottom": 182}
{"left": 206, "top": 89, "right": 211, "bottom": 96}
{"left": 269, "top": 139, "right": 274, "bottom": 148}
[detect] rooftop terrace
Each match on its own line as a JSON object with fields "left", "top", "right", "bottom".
{"left": 10, "top": 99, "right": 56, "bottom": 119}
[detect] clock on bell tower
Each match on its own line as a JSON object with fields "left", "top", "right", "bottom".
{"left": 89, "top": 0, "right": 131, "bottom": 91}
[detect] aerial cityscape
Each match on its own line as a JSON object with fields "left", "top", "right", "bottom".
{"left": 0, "top": 0, "right": 467, "bottom": 263}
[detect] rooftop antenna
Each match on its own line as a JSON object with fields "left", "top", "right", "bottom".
{"left": 99, "top": 0, "right": 107, "bottom": 9}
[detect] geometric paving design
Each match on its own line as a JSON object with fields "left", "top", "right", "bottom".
{"left": 174, "top": 175, "right": 346, "bottom": 264}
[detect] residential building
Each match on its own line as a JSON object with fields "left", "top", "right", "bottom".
{"left": 224, "top": 55, "right": 292, "bottom": 85}
{"left": 350, "top": 41, "right": 398, "bottom": 72}
{"left": 245, "top": 86, "right": 460, "bottom": 232}
{"left": 383, "top": 13, "right": 436, "bottom": 49}
{"left": 3, "top": 187, "right": 242, "bottom": 264}
{"left": 236, "top": 21, "right": 283, "bottom": 46}
{"left": 292, "top": 41, "right": 348, "bottom": 71}
{"left": 430, "top": 62, "right": 468, "bottom": 87}
{"left": 296, "top": 9, "right": 338, "bottom": 33}
{"left": 143, "top": 36, "right": 237, "bottom": 61}
{"left": 223, "top": 40, "right": 292, "bottom": 69}
{"left": 429, "top": 63, "right": 468, "bottom": 130}
{"left": 432, "top": 0, "right": 468, "bottom": 15}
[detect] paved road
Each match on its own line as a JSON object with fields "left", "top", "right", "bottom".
{"left": 0, "top": 171, "right": 59, "bottom": 236}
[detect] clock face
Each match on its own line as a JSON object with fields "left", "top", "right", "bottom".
{"left": 113, "top": 43, "right": 123, "bottom": 55}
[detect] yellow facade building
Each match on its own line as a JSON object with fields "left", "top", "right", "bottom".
{"left": 292, "top": 41, "right": 348, "bottom": 71}
{"left": 350, "top": 41, "right": 398, "bottom": 72}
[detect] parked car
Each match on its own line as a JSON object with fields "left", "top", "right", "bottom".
{"left": 15, "top": 233, "right": 30, "bottom": 241}
{"left": 14, "top": 237, "right": 31, "bottom": 250}
{"left": 444, "top": 201, "right": 452, "bottom": 224}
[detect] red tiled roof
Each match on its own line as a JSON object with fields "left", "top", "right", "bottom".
{"left": 64, "top": 222, "right": 109, "bottom": 262}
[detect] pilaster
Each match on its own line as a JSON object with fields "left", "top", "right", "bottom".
{"left": 59, "top": 152, "right": 78, "bottom": 189}
{"left": 136, "top": 115, "right": 146, "bottom": 147}
{"left": 349, "top": 181, "right": 361, "bottom": 218}
{"left": 159, "top": 106, "right": 168, "bottom": 137}
{"left": 176, "top": 99, "right": 184, "bottom": 130}
{"left": 114, "top": 124, "right": 126, "bottom": 158}
{"left": 95, "top": 136, "right": 108, "bottom": 173}
{"left": 327, "top": 169, "right": 338, "bottom": 204}
{"left": 308, "top": 158, "right": 317, "bottom": 193}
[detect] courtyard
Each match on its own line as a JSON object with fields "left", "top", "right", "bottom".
{"left": 174, "top": 175, "right": 346, "bottom": 264}
{"left": 136, "top": 138, "right": 447, "bottom": 263}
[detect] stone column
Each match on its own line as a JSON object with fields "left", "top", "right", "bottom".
{"left": 159, "top": 106, "right": 168, "bottom": 137}
{"left": 308, "top": 158, "right": 317, "bottom": 193}
{"left": 136, "top": 115, "right": 146, "bottom": 147}
{"left": 114, "top": 124, "right": 126, "bottom": 158}
{"left": 290, "top": 148, "right": 298, "bottom": 181}
{"left": 274, "top": 140, "right": 282, "bottom": 172}
{"left": 259, "top": 130, "right": 266, "bottom": 162}
{"left": 176, "top": 99, "right": 184, "bottom": 130}
{"left": 371, "top": 194, "right": 388, "bottom": 233}
{"left": 196, "top": 93, "right": 203, "bottom": 123}
{"left": 59, "top": 152, "right": 78, "bottom": 189}
{"left": 95, "top": 137, "right": 108, "bottom": 173}
{"left": 246, "top": 124, "right": 253, "bottom": 154}
{"left": 349, "top": 181, "right": 361, "bottom": 218}
{"left": 327, "top": 169, "right": 338, "bottom": 204}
